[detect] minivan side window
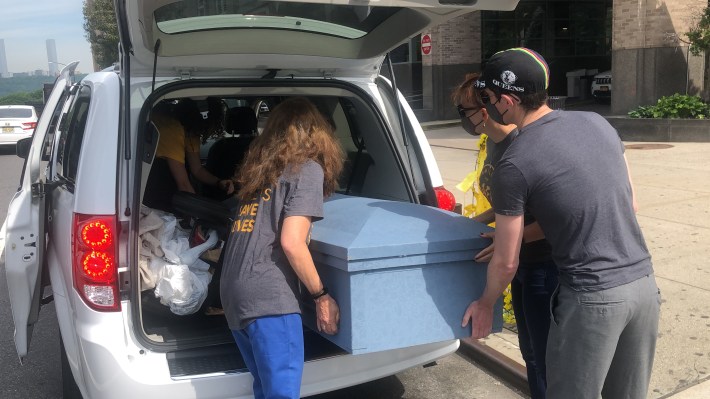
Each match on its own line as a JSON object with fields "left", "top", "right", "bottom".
{"left": 56, "top": 85, "right": 91, "bottom": 184}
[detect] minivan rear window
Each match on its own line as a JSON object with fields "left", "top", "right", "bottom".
{"left": 154, "top": 0, "right": 399, "bottom": 39}
{"left": 0, "top": 108, "right": 33, "bottom": 118}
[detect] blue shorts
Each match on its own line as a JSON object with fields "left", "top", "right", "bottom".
{"left": 232, "top": 313, "right": 304, "bottom": 399}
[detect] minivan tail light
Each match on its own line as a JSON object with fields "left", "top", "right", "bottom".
{"left": 434, "top": 186, "right": 456, "bottom": 212}
{"left": 72, "top": 214, "right": 120, "bottom": 311}
{"left": 21, "top": 122, "right": 37, "bottom": 130}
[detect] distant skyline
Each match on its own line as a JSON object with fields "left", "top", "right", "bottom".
{"left": 2, "top": 0, "right": 94, "bottom": 74}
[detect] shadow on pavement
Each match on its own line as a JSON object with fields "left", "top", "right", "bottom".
{"left": 309, "top": 375, "right": 406, "bottom": 399}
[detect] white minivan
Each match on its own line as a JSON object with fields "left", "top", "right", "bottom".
{"left": 4, "top": 1, "right": 517, "bottom": 398}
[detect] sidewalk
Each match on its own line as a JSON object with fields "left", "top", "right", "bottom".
{"left": 423, "top": 122, "right": 710, "bottom": 398}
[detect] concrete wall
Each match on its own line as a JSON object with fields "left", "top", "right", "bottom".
{"left": 612, "top": 0, "right": 707, "bottom": 114}
{"left": 607, "top": 116, "right": 710, "bottom": 142}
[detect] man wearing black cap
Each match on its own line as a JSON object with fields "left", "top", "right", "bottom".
{"left": 461, "top": 48, "right": 659, "bottom": 399}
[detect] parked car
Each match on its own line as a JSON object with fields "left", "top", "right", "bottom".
{"left": 3, "top": 0, "right": 518, "bottom": 398}
{"left": 0, "top": 105, "right": 38, "bottom": 147}
{"left": 591, "top": 70, "right": 612, "bottom": 102}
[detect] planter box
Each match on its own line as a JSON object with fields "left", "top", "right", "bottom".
{"left": 606, "top": 116, "right": 710, "bottom": 142}
{"left": 303, "top": 195, "right": 502, "bottom": 355}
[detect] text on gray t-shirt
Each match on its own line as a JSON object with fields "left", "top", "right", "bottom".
{"left": 220, "top": 160, "right": 324, "bottom": 329}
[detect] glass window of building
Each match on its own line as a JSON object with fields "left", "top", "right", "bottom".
{"left": 481, "top": 0, "right": 612, "bottom": 95}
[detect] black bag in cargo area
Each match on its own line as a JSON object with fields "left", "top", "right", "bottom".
{"left": 171, "top": 191, "right": 235, "bottom": 239}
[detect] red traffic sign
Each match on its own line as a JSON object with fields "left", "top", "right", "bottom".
{"left": 421, "top": 34, "right": 432, "bottom": 55}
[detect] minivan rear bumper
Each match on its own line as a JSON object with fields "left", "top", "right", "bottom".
{"left": 0, "top": 131, "right": 32, "bottom": 145}
{"left": 72, "top": 303, "right": 459, "bottom": 398}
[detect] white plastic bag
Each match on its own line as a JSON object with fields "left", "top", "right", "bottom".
{"left": 153, "top": 230, "right": 219, "bottom": 315}
{"left": 137, "top": 206, "right": 220, "bottom": 315}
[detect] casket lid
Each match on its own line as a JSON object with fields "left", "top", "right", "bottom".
{"left": 310, "top": 195, "right": 493, "bottom": 263}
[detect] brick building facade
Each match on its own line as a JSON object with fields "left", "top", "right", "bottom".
{"left": 399, "top": 0, "right": 707, "bottom": 121}
{"left": 612, "top": 0, "right": 707, "bottom": 113}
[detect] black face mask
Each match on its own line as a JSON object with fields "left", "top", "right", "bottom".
{"left": 461, "top": 115, "right": 484, "bottom": 136}
{"left": 457, "top": 105, "right": 484, "bottom": 136}
{"left": 484, "top": 96, "right": 509, "bottom": 126}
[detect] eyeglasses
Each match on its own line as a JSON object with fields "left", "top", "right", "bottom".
{"left": 457, "top": 104, "right": 481, "bottom": 119}
{"left": 479, "top": 92, "right": 492, "bottom": 105}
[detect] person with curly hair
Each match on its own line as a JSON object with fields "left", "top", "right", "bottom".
{"left": 220, "top": 97, "right": 343, "bottom": 399}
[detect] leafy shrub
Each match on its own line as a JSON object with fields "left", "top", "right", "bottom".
{"left": 628, "top": 94, "right": 710, "bottom": 119}
{"left": 628, "top": 106, "right": 654, "bottom": 119}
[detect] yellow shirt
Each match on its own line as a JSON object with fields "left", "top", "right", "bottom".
{"left": 458, "top": 134, "right": 492, "bottom": 219}
{"left": 151, "top": 113, "right": 201, "bottom": 164}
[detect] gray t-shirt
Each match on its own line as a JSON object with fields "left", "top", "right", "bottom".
{"left": 492, "top": 110, "right": 652, "bottom": 291}
{"left": 481, "top": 130, "right": 553, "bottom": 265}
{"left": 220, "top": 160, "right": 324, "bottom": 329}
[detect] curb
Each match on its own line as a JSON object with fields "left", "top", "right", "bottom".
{"left": 419, "top": 115, "right": 710, "bottom": 142}
{"left": 458, "top": 338, "right": 530, "bottom": 396}
{"left": 458, "top": 338, "right": 710, "bottom": 399}
{"left": 420, "top": 120, "right": 460, "bottom": 130}
{"left": 659, "top": 376, "right": 710, "bottom": 399}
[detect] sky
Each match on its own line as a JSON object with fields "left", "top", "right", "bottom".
{"left": 1, "top": 0, "right": 95, "bottom": 74}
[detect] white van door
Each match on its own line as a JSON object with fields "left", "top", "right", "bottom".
{"left": 3, "top": 62, "right": 78, "bottom": 363}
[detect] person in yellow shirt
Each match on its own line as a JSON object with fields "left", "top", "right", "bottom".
{"left": 143, "top": 100, "right": 234, "bottom": 213}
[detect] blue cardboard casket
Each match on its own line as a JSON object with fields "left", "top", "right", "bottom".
{"left": 303, "top": 194, "right": 503, "bottom": 355}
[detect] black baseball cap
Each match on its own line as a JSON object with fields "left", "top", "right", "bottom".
{"left": 474, "top": 48, "right": 550, "bottom": 95}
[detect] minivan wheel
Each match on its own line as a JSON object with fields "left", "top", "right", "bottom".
{"left": 60, "top": 337, "right": 83, "bottom": 399}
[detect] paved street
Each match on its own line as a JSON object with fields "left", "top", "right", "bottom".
{"left": 425, "top": 124, "right": 710, "bottom": 398}
{"left": 0, "top": 147, "right": 63, "bottom": 398}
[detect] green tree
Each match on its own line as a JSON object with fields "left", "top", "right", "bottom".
{"left": 82, "top": 0, "right": 119, "bottom": 69}
{"left": 686, "top": 5, "right": 710, "bottom": 56}
{"left": 0, "top": 89, "right": 44, "bottom": 106}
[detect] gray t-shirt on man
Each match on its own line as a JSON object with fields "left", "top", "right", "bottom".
{"left": 480, "top": 130, "right": 554, "bottom": 265}
{"left": 221, "top": 160, "right": 324, "bottom": 330}
{"left": 491, "top": 110, "right": 652, "bottom": 291}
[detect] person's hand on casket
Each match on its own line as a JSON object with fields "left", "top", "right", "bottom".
{"left": 464, "top": 214, "right": 522, "bottom": 339}
{"left": 461, "top": 300, "right": 493, "bottom": 339}
{"left": 474, "top": 231, "right": 495, "bottom": 263}
{"left": 316, "top": 294, "right": 340, "bottom": 335}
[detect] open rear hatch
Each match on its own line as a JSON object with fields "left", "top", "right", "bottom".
{"left": 119, "top": 0, "right": 518, "bottom": 79}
